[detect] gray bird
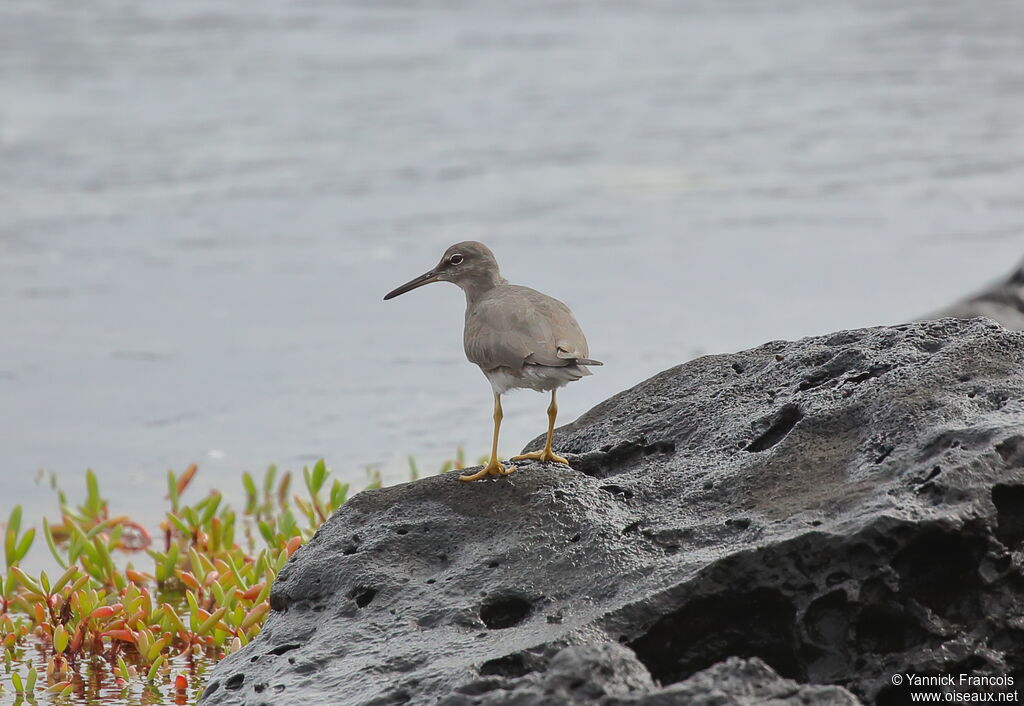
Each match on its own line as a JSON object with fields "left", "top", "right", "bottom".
{"left": 384, "top": 241, "right": 602, "bottom": 481}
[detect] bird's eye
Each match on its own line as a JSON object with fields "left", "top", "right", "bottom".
{"left": 449, "top": 254, "right": 464, "bottom": 265}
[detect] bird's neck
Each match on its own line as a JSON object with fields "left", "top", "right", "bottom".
{"left": 461, "top": 272, "right": 507, "bottom": 304}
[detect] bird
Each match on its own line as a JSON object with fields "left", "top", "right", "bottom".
{"left": 384, "top": 241, "right": 602, "bottom": 482}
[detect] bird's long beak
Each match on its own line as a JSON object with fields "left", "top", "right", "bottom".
{"left": 383, "top": 269, "right": 441, "bottom": 300}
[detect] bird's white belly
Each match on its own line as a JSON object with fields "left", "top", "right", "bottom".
{"left": 483, "top": 364, "right": 588, "bottom": 395}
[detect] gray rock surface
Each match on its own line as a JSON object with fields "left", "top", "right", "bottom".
{"left": 932, "top": 258, "right": 1024, "bottom": 330}
{"left": 437, "top": 649, "right": 859, "bottom": 706}
{"left": 201, "top": 318, "right": 1024, "bottom": 706}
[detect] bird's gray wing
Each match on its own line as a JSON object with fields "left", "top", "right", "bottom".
{"left": 464, "top": 286, "right": 590, "bottom": 370}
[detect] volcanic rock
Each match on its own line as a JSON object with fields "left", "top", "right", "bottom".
{"left": 201, "top": 318, "right": 1024, "bottom": 705}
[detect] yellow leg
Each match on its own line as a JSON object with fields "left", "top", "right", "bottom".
{"left": 511, "top": 390, "right": 569, "bottom": 465}
{"left": 460, "top": 393, "right": 516, "bottom": 482}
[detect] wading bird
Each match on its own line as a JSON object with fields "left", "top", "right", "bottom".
{"left": 384, "top": 242, "right": 601, "bottom": 481}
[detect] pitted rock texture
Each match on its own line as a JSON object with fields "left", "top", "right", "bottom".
{"left": 438, "top": 648, "right": 859, "bottom": 705}
{"left": 201, "top": 318, "right": 1024, "bottom": 706}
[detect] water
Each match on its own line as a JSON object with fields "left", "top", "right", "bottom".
{"left": 3, "top": 0, "right": 1024, "bottom": 530}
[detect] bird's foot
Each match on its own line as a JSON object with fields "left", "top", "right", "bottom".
{"left": 510, "top": 448, "right": 569, "bottom": 465}
{"left": 459, "top": 459, "right": 516, "bottom": 482}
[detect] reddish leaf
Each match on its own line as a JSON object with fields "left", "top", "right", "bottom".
{"left": 177, "top": 464, "right": 198, "bottom": 496}
{"left": 89, "top": 603, "right": 123, "bottom": 620}
{"left": 103, "top": 629, "right": 136, "bottom": 643}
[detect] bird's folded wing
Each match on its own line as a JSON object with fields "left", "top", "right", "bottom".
{"left": 556, "top": 346, "right": 602, "bottom": 365}
{"left": 464, "top": 290, "right": 590, "bottom": 370}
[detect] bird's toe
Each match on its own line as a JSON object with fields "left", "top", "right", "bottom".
{"left": 510, "top": 450, "right": 569, "bottom": 465}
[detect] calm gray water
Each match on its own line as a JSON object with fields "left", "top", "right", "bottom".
{"left": 3, "top": 0, "right": 1024, "bottom": 524}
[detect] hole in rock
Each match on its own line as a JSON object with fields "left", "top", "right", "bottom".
{"left": 480, "top": 653, "right": 530, "bottom": 677}
{"left": 628, "top": 588, "right": 801, "bottom": 685}
{"left": 996, "top": 436, "right": 1024, "bottom": 466}
{"left": 798, "top": 367, "right": 845, "bottom": 391}
{"left": 993, "top": 484, "right": 1024, "bottom": 548}
{"left": 599, "top": 484, "right": 634, "bottom": 499}
{"left": 225, "top": 674, "right": 245, "bottom": 691}
{"left": 573, "top": 439, "right": 675, "bottom": 479}
{"left": 746, "top": 405, "right": 803, "bottom": 452}
{"left": 644, "top": 442, "right": 675, "bottom": 455}
{"left": 569, "top": 533, "right": 581, "bottom": 543}
{"left": 826, "top": 571, "right": 850, "bottom": 586}
{"left": 803, "top": 591, "right": 849, "bottom": 647}
{"left": 874, "top": 446, "right": 894, "bottom": 464}
{"left": 892, "top": 528, "right": 984, "bottom": 620}
{"left": 397, "top": 528, "right": 409, "bottom": 535}
{"left": 480, "top": 596, "right": 532, "bottom": 629}
{"left": 294, "top": 661, "right": 320, "bottom": 676}
{"left": 268, "top": 643, "right": 300, "bottom": 657}
{"left": 202, "top": 681, "right": 219, "bottom": 698}
{"left": 354, "top": 588, "right": 377, "bottom": 608}
{"left": 845, "top": 364, "right": 893, "bottom": 385}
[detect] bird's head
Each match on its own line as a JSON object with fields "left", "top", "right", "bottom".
{"left": 384, "top": 241, "right": 503, "bottom": 300}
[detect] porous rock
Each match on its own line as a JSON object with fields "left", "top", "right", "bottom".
{"left": 201, "top": 318, "right": 1024, "bottom": 706}
{"left": 438, "top": 649, "right": 859, "bottom": 705}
